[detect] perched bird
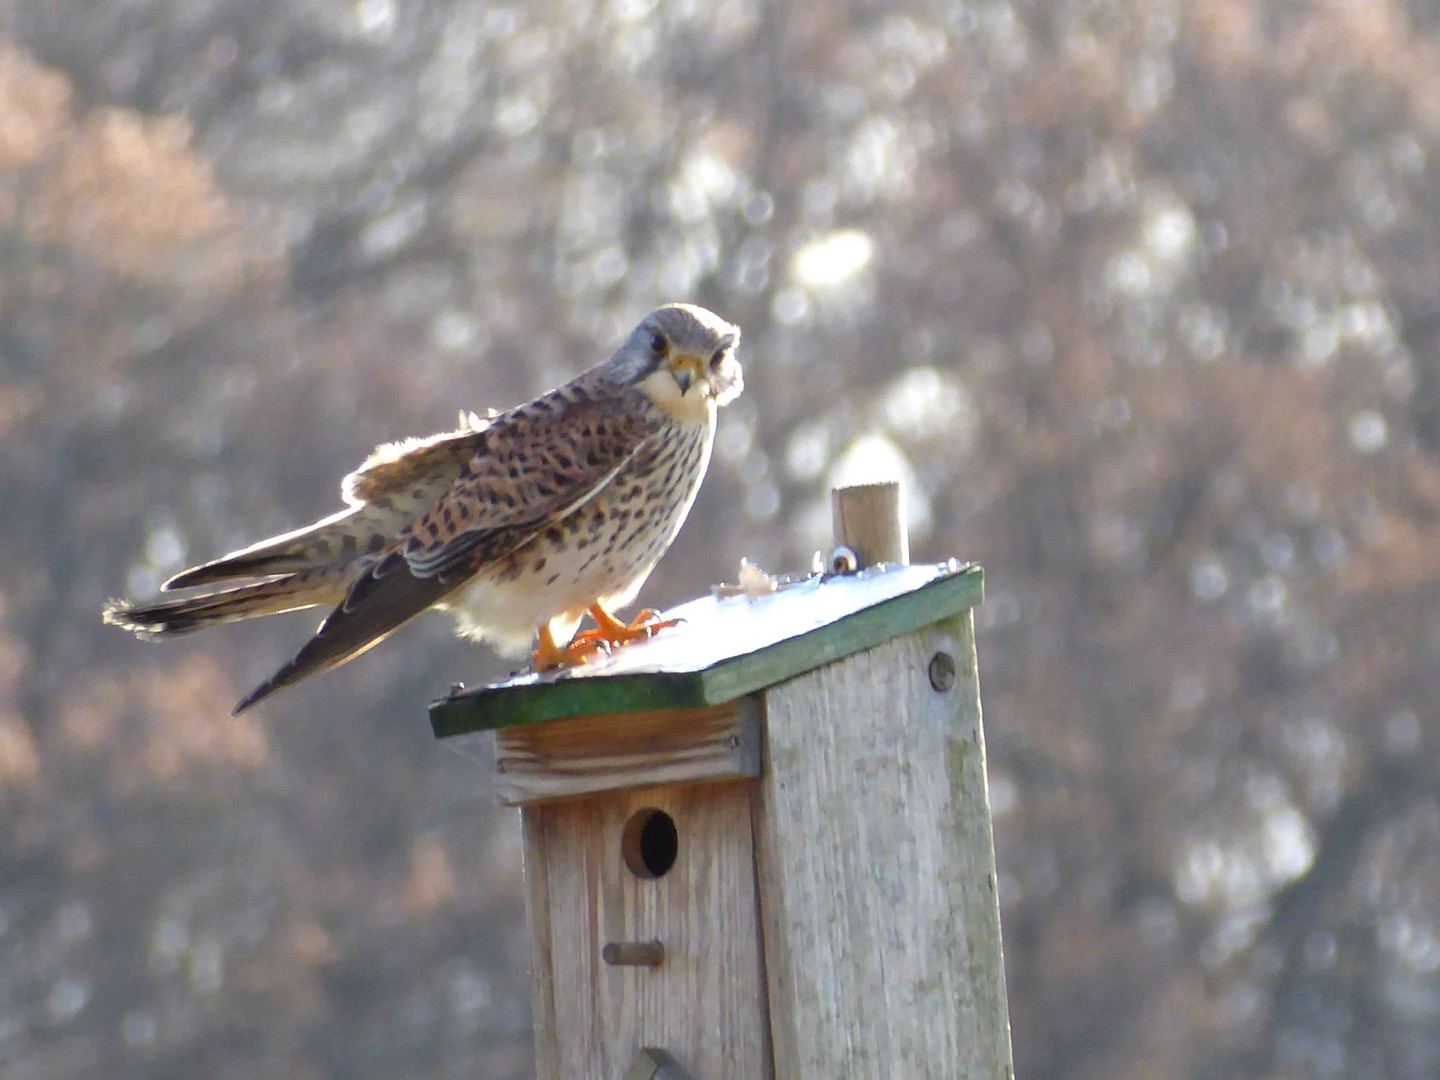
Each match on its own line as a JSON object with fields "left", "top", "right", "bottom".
{"left": 104, "top": 303, "right": 743, "bottom": 714}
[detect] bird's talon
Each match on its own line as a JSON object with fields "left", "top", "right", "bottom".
{"left": 532, "top": 605, "right": 684, "bottom": 672}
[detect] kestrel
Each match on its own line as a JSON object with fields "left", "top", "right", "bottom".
{"left": 104, "top": 304, "right": 743, "bottom": 714}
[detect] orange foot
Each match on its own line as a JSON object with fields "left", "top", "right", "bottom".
{"left": 531, "top": 622, "right": 601, "bottom": 671}
{"left": 531, "top": 604, "right": 681, "bottom": 671}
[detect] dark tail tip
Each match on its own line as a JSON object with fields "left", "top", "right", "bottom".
{"left": 232, "top": 677, "right": 278, "bottom": 716}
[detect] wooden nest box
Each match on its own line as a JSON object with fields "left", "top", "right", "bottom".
{"left": 430, "top": 483, "right": 1012, "bottom": 1080}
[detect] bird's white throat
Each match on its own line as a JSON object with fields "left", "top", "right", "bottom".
{"left": 637, "top": 367, "right": 718, "bottom": 426}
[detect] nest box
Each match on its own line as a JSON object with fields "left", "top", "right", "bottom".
{"left": 430, "top": 484, "right": 1012, "bottom": 1080}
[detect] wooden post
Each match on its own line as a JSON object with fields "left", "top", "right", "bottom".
{"left": 755, "top": 483, "right": 1011, "bottom": 1078}
{"left": 831, "top": 480, "right": 909, "bottom": 566}
{"left": 429, "top": 482, "right": 1009, "bottom": 1079}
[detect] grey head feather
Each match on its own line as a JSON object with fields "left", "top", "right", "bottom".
{"left": 601, "top": 303, "right": 741, "bottom": 386}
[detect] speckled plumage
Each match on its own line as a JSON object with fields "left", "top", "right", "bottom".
{"left": 103, "top": 304, "right": 743, "bottom": 713}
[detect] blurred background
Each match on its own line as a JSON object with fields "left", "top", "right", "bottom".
{"left": 2, "top": 0, "right": 1439, "bottom": 1077}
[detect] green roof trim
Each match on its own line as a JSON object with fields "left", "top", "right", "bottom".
{"left": 430, "top": 561, "right": 983, "bottom": 738}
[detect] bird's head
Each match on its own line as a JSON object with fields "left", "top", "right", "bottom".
{"left": 624, "top": 303, "right": 743, "bottom": 422}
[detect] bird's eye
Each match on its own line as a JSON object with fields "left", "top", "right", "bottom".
{"left": 649, "top": 333, "right": 667, "bottom": 356}
{"left": 710, "top": 348, "right": 727, "bottom": 370}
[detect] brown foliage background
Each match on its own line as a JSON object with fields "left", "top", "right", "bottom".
{"left": 3, "top": 2, "right": 1440, "bottom": 1078}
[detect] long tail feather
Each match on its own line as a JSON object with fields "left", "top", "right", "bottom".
{"left": 103, "top": 573, "right": 339, "bottom": 638}
{"left": 163, "top": 508, "right": 375, "bottom": 590}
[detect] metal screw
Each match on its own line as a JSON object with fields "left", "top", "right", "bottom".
{"left": 828, "top": 545, "right": 859, "bottom": 575}
{"left": 928, "top": 651, "right": 956, "bottom": 692}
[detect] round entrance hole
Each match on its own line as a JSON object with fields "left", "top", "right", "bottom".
{"left": 621, "top": 808, "right": 678, "bottom": 879}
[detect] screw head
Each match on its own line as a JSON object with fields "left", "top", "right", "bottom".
{"left": 928, "top": 651, "right": 956, "bottom": 692}
{"left": 827, "top": 545, "right": 859, "bottom": 575}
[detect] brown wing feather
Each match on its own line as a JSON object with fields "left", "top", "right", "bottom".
{"left": 341, "top": 415, "right": 494, "bottom": 504}
{"left": 231, "top": 554, "right": 457, "bottom": 714}
{"left": 398, "top": 390, "right": 655, "bottom": 576}
{"left": 232, "top": 384, "right": 655, "bottom": 713}
{"left": 164, "top": 423, "right": 494, "bottom": 590}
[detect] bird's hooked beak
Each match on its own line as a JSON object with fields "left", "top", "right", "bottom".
{"left": 669, "top": 353, "right": 706, "bottom": 396}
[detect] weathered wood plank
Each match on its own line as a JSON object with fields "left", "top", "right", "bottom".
{"left": 430, "top": 561, "right": 982, "bottom": 736}
{"left": 524, "top": 781, "right": 773, "bottom": 1080}
{"left": 622, "top": 1047, "right": 698, "bottom": 1080}
{"left": 753, "top": 610, "right": 1013, "bottom": 1079}
{"left": 522, "top": 807, "right": 560, "bottom": 1080}
{"left": 493, "top": 698, "right": 762, "bottom": 806}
